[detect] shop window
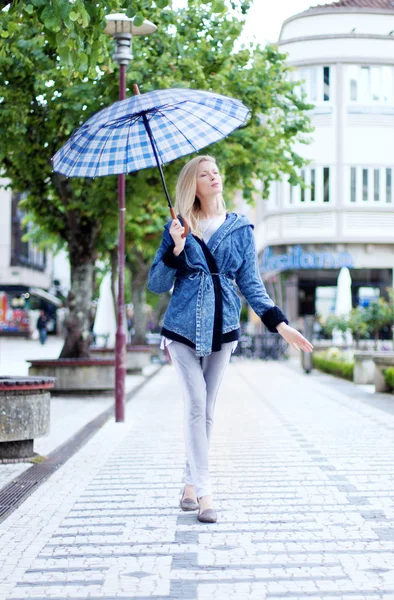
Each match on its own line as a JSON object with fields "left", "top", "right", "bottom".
{"left": 323, "top": 168, "right": 330, "bottom": 203}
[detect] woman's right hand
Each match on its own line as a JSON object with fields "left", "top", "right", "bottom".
{"left": 169, "top": 219, "right": 186, "bottom": 255}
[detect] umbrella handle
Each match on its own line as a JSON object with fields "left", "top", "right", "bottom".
{"left": 170, "top": 208, "right": 189, "bottom": 239}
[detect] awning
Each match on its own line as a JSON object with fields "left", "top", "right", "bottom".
{"left": 29, "top": 287, "right": 63, "bottom": 308}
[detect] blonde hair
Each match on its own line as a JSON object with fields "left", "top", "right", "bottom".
{"left": 175, "top": 155, "right": 226, "bottom": 238}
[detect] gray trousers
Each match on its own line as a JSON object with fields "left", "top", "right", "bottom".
{"left": 167, "top": 341, "right": 233, "bottom": 497}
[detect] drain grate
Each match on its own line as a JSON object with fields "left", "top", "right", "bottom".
{"left": 0, "top": 366, "right": 163, "bottom": 523}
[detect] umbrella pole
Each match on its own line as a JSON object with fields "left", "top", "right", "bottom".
{"left": 115, "top": 63, "right": 127, "bottom": 423}
{"left": 142, "top": 113, "right": 188, "bottom": 236}
{"left": 133, "top": 85, "right": 188, "bottom": 237}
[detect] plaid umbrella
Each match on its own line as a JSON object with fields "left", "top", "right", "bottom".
{"left": 52, "top": 87, "right": 249, "bottom": 232}
{"left": 52, "top": 88, "right": 250, "bottom": 178}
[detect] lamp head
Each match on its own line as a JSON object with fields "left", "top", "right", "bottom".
{"left": 104, "top": 13, "right": 157, "bottom": 37}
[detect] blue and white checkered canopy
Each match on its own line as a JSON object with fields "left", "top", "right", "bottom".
{"left": 52, "top": 88, "right": 250, "bottom": 178}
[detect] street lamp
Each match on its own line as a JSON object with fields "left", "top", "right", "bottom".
{"left": 104, "top": 13, "right": 157, "bottom": 423}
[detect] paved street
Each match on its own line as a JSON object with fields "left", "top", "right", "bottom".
{"left": 1, "top": 358, "right": 394, "bottom": 600}
{"left": 0, "top": 336, "right": 159, "bottom": 490}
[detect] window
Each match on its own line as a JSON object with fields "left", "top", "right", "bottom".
{"left": 323, "top": 67, "right": 330, "bottom": 102}
{"left": 360, "top": 67, "right": 370, "bottom": 103}
{"left": 387, "top": 168, "right": 392, "bottom": 203}
{"left": 311, "top": 169, "right": 316, "bottom": 201}
{"left": 323, "top": 168, "right": 330, "bottom": 202}
{"left": 310, "top": 68, "right": 318, "bottom": 102}
{"left": 371, "top": 67, "right": 381, "bottom": 102}
{"left": 300, "top": 170, "right": 305, "bottom": 202}
{"left": 10, "top": 193, "right": 46, "bottom": 271}
{"left": 374, "top": 169, "right": 380, "bottom": 201}
{"left": 295, "top": 66, "right": 331, "bottom": 103}
{"left": 382, "top": 67, "right": 393, "bottom": 104}
{"left": 348, "top": 65, "right": 394, "bottom": 104}
{"left": 349, "top": 65, "right": 358, "bottom": 101}
{"left": 287, "top": 166, "right": 333, "bottom": 205}
{"left": 362, "top": 169, "right": 369, "bottom": 201}
{"left": 350, "top": 167, "right": 357, "bottom": 202}
{"left": 349, "top": 166, "right": 394, "bottom": 203}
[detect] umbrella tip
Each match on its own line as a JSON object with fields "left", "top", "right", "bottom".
{"left": 133, "top": 84, "right": 140, "bottom": 95}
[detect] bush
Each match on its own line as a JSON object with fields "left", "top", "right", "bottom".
{"left": 312, "top": 352, "right": 354, "bottom": 381}
{"left": 383, "top": 367, "right": 394, "bottom": 391}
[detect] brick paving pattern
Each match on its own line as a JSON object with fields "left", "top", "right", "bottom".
{"left": 0, "top": 359, "right": 394, "bottom": 600}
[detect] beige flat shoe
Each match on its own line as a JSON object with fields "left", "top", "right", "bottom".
{"left": 197, "top": 497, "right": 217, "bottom": 523}
{"left": 179, "top": 488, "right": 199, "bottom": 511}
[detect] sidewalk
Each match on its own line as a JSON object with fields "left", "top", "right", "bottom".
{"left": 1, "top": 358, "right": 394, "bottom": 600}
{"left": 0, "top": 336, "right": 161, "bottom": 489}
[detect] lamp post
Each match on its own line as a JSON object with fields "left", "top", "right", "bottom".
{"left": 104, "top": 13, "right": 157, "bottom": 423}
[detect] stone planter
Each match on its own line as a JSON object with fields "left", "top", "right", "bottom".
{"left": 0, "top": 376, "right": 55, "bottom": 460}
{"left": 90, "top": 345, "right": 157, "bottom": 374}
{"left": 28, "top": 359, "right": 115, "bottom": 393}
{"left": 372, "top": 354, "right": 394, "bottom": 393}
{"left": 353, "top": 352, "right": 394, "bottom": 391}
{"left": 353, "top": 351, "right": 377, "bottom": 385}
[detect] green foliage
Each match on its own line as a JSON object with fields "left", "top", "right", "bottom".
{"left": 364, "top": 297, "right": 393, "bottom": 344}
{"left": 324, "top": 314, "right": 348, "bottom": 335}
{"left": 0, "top": 0, "right": 170, "bottom": 78}
{"left": 322, "top": 297, "right": 393, "bottom": 349}
{"left": 0, "top": 0, "right": 313, "bottom": 351}
{"left": 348, "top": 306, "right": 369, "bottom": 340}
{"left": 0, "top": 0, "right": 312, "bottom": 266}
{"left": 383, "top": 367, "right": 394, "bottom": 391}
{"left": 312, "top": 351, "right": 354, "bottom": 381}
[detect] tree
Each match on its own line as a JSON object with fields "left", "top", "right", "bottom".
{"left": 347, "top": 307, "right": 369, "bottom": 348}
{"left": 0, "top": 0, "right": 169, "bottom": 77}
{"left": 364, "top": 297, "right": 393, "bottom": 350}
{"left": 0, "top": 0, "right": 312, "bottom": 355}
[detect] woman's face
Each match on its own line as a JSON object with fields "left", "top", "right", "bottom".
{"left": 195, "top": 160, "right": 223, "bottom": 199}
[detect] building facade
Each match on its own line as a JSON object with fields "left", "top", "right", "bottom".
{"left": 0, "top": 179, "right": 69, "bottom": 335}
{"left": 254, "top": 0, "right": 394, "bottom": 324}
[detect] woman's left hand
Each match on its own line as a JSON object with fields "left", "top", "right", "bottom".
{"left": 276, "top": 322, "right": 314, "bottom": 352}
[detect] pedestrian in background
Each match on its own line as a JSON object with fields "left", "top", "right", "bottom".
{"left": 36, "top": 310, "right": 48, "bottom": 345}
{"left": 148, "top": 155, "right": 313, "bottom": 524}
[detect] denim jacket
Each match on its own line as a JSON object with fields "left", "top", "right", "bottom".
{"left": 148, "top": 212, "right": 288, "bottom": 356}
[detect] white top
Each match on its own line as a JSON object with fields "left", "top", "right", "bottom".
{"left": 160, "top": 213, "right": 238, "bottom": 354}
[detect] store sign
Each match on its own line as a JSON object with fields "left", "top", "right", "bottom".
{"left": 260, "top": 245, "right": 354, "bottom": 272}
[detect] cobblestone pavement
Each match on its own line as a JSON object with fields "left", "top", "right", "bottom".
{"left": 1, "top": 358, "right": 394, "bottom": 600}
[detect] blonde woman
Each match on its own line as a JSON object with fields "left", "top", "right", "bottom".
{"left": 148, "top": 155, "right": 313, "bottom": 523}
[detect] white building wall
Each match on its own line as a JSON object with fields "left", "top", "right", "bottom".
{"left": 281, "top": 12, "right": 394, "bottom": 40}
{"left": 254, "top": 5, "right": 394, "bottom": 255}
{"left": 0, "top": 178, "right": 53, "bottom": 289}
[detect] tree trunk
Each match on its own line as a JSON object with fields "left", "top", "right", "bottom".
{"left": 155, "top": 291, "right": 171, "bottom": 328}
{"left": 374, "top": 330, "right": 379, "bottom": 351}
{"left": 131, "top": 280, "right": 148, "bottom": 345}
{"left": 59, "top": 212, "right": 97, "bottom": 359}
{"left": 127, "top": 254, "right": 151, "bottom": 346}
